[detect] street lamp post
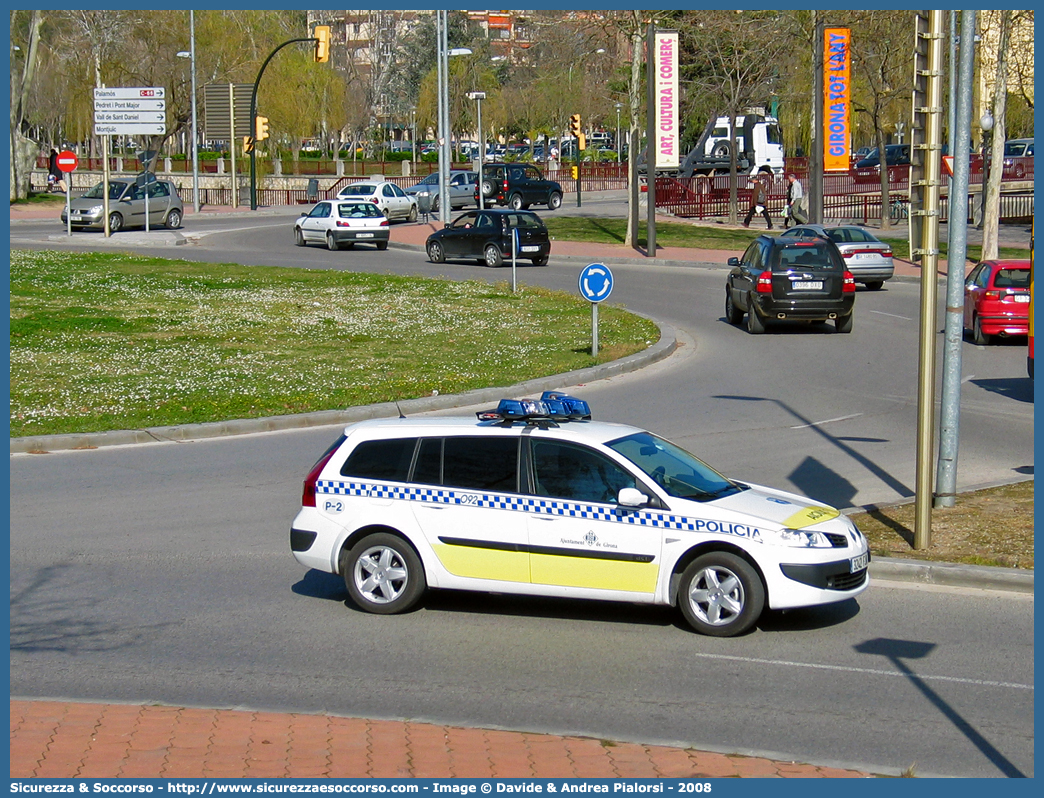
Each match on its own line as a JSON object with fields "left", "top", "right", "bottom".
{"left": 175, "top": 10, "right": 199, "bottom": 214}
{"left": 435, "top": 11, "right": 472, "bottom": 224}
{"left": 615, "top": 102, "right": 622, "bottom": 163}
{"left": 468, "top": 91, "right": 486, "bottom": 210}
{"left": 978, "top": 110, "right": 993, "bottom": 229}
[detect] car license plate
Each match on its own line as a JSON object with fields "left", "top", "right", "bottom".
{"left": 70, "top": 215, "right": 82, "bottom": 222}
{"left": 854, "top": 253, "right": 875, "bottom": 259}
{"left": 793, "top": 281, "right": 823, "bottom": 290}
{"left": 850, "top": 551, "right": 869, "bottom": 573}
{"left": 520, "top": 245, "right": 540, "bottom": 253}
{"left": 1014, "top": 294, "right": 1030, "bottom": 303}
{"left": 356, "top": 232, "right": 374, "bottom": 238}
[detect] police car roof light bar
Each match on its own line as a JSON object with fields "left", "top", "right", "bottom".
{"left": 475, "top": 394, "right": 592, "bottom": 424}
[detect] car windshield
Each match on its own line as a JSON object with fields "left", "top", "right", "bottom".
{"left": 774, "top": 242, "right": 840, "bottom": 272}
{"left": 417, "top": 174, "right": 439, "bottom": 186}
{"left": 83, "top": 181, "right": 128, "bottom": 200}
{"left": 340, "top": 185, "right": 376, "bottom": 197}
{"left": 606, "top": 432, "right": 746, "bottom": 502}
{"left": 338, "top": 203, "right": 381, "bottom": 218}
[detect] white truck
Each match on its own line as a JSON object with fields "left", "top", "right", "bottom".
{"left": 677, "top": 112, "right": 785, "bottom": 178}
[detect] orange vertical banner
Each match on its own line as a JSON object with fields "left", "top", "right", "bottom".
{"left": 823, "top": 27, "right": 851, "bottom": 172}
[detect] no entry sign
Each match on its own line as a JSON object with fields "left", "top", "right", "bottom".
{"left": 56, "top": 150, "right": 78, "bottom": 172}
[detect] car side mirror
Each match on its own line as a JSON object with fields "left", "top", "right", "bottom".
{"left": 617, "top": 487, "right": 649, "bottom": 508}
{"left": 728, "top": 257, "right": 740, "bottom": 267}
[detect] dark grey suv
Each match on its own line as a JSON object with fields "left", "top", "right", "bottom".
{"left": 476, "top": 163, "right": 563, "bottom": 210}
{"left": 725, "top": 234, "right": 856, "bottom": 334}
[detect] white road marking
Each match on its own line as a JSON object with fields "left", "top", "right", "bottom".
{"left": 791, "top": 413, "right": 863, "bottom": 429}
{"left": 689, "top": 652, "right": 1033, "bottom": 691}
{"left": 870, "top": 310, "right": 913, "bottom": 321}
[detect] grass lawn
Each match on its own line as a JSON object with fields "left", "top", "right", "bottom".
{"left": 9, "top": 249, "right": 658, "bottom": 438}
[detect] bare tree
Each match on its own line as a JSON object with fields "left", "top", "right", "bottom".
{"left": 10, "top": 10, "right": 44, "bottom": 200}
{"left": 980, "top": 9, "right": 1013, "bottom": 260}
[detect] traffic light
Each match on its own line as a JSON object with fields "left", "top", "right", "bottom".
{"left": 243, "top": 136, "right": 254, "bottom": 154}
{"left": 314, "top": 25, "right": 331, "bottom": 63}
{"left": 255, "top": 116, "right": 269, "bottom": 141}
{"left": 569, "top": 113, "right": 581, "bottom": 139}
{"left": 571, "top": 165, "right": 578, "bottom": 180}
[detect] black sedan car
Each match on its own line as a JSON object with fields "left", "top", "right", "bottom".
{"left": 425, "top": 209, "right": 551, "bottom": 267}
{"left": 725, "top": 234, "right": 856, "bottom": 334}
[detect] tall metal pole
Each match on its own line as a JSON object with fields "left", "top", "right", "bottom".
{"left": 644, "top": 22, "right": 656, "bottom": 257}
{"left": 912, "top": 10, "right": 946, "bottom": 548}
{"left": 189, "top": 10, "right": 199, "bottom": 214}
{"left": 437, "top": 11, "right": 451, "bottom": 224}
{"left": 935, "top": 10, "right": 977, "bottom": 509}
{"left": 809, "top": 13, "right": 824, "bottom": 224}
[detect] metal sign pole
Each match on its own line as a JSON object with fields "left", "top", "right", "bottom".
{"left": 65, "top": 180, "right": 71, "bottom": 236}
{"left": 228, "top": 84, "right": 238, "bottom": 208}
{"left": 102, "top": 134, "right": 111, "bottom": 238}
{"left": 511, "top": 226, "right": 518, "bottom": 293}
{"left": 591, "top": 302, "right": 599, "bottom": 356}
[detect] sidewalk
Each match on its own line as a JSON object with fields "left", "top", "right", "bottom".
{"left": 10, "top": 700, "right": 874, "bottom": 779}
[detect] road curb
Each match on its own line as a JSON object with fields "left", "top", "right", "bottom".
{"left": 9, "top": 318, "right": 677, "bottom": 454}
{"left": 869, "top": 556, "right": 1033, "bottom": 593}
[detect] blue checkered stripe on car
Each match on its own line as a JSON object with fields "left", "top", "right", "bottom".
{"left": 315, "top": 479, "right": 706, "bottom": 531}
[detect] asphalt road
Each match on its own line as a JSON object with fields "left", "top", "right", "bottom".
{"left": 9, "top": 207, "right": 1035, "bottom": 777}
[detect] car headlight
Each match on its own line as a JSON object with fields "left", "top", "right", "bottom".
{"left": 89, "top": 205, "right": 103, "bottom": 214}
{"left": 768, "top": 528, "right": 833, "bottom": 548}
{"left": 415, "top": 190, "right": 429, "bottom": 196}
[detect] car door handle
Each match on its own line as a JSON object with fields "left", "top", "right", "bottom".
{"left": 531, "top": 515, "right": 556, "bottom": 522}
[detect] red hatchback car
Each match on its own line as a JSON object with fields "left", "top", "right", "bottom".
{"left": 964, "top": 259, "right": 1032, "bottom": 344}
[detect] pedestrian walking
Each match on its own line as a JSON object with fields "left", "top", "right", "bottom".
{"left": 48, "top": 149, "right": 67, "bottom": 193}
{"left": 785, "top": 173, "right": 807, "bottom": 226}
{"left": 743, "top": 176, "right": 772, "bottom": 229}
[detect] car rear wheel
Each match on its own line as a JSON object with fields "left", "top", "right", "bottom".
{"left": 864, "top": 280, "right": 884, "bottom": 291}
{"left": 108, "top": 212, "right": 124, "bottom": 234}
{"left": 426, "top": 240, "right": 445, "bottom": 263}
{"left": 547, "top": 192, "right": 563, "bottom": 210}
{"left": 484, "top": 243, "right": 504, "bottom": 268}
{"left": 508, "top": 194, "right": 524, "bottom": 211}
{"left": 376, "top": 240, "right": 388, "bottom": 251}
{"left": 746, "top": 300, "right": 766, "bottom": 334}
{"left": 725, "top": 289, "right": 743, "bottom": 325}
{"left": 408, "top": 204, "right": 418, "bottom": 222}
{"left": 678, "top": 552, "right": 764, "bottom": 637}
{"left": 164, "top": 208, "right": 182, "bottom": 229}
{"left": 973, "top": 315, "right": 991, "bottom": 345}
{"left": 294, "top": 228, "right": 305, "bottom": 247}
{"left": 532, "top": 254, "right": 549, "bottom": 267}
{"left": 343, "top": 533, "right": 426, "bottom": 615}
{"left": 326, "top": 232, "right": 339, "bottom": 251}
{"left": 835, "top": 313, "right": 854, "bottom": 334}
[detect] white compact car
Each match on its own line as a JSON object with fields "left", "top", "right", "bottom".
{"left": 294, "top": 200, "right": 390, "bottom": 250}
{"left": 290, "top": 393, "right": 869, "bottom": 637}
{"left": 336, "top": 180, "right": 418, "bottom": 222}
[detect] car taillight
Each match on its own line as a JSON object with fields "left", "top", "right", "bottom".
{"left": 380, "top": 219, "right": 389, "bottom": 226}
{"left": 843, "top": 271, "right": 856, "bottom": 292}
{"left": 984, "top": 290, "right": 1003, "bottom": 299}
{"left": 370, "top": 197, "right": 379, "bottom": 205}
{"left": 336, "top": 221, "right": 349, "bottom": 227}
{"left": 302, "top": 446, "right": 339, "bottom": 508}
{"left": 756, "top": 272, "right": 774, "bottom": 293}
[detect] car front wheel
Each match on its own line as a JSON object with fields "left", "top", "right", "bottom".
{"left": 108, "top": 212, "right": 124, "bottom": 234}
{"left": 327, "top": 232, "right": 339, "bottom": 251}
{"left": 343, "top": 533, "right": 426, "bottom": 615}
{"left": 294, "top": 228, "right": 305, "bottom": 247}
{"left": 678, "top": 552, "right": 765, "bottom": 637}
{"left": 426, "top": 240, "right": 445, "bottom": 263}
{"left": 484, "top": 243, "right": 504, "bottom": 268}
{"left": 725, "top": 288, "right": 743, "bottom": 325}
{"left": 408, "top": 204, "right": 418, "bottom": 222}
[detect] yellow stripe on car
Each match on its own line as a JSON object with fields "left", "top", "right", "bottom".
{"left": 531, "top": 554, "right": 658, "bottom": 593}
{"left": 783, "top": 506, "right": 840, "bottom": 529}
{"left": 433, "top": 543, "right": 530, "bottom": 583}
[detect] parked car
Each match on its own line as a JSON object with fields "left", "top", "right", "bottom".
{"left": 1002, "top": 138, "right": 1034, "bottom": 178}
{"left": 293, "top": 199, "right": 390, "bottom": 251}
{"left": 288, "top": 391, "right": 870, "bottom": 637}
{"left": 60, "top": 178, "right": 183, "bottom": 232}
{"left": 852, "top": 146, "right": 874, "bottom": 160}
{"left": 780, "top": 224, "right": 894, "bottom": 290}
{"left": 476, "top": 163, "right": 563, "bottom": 210}
{"left": 336, "top": 180, "right": 418, "bottom": 222}
{"left": 963, "top": 259, "right": 1032, "bottom": 344}
{"left": 425, "top": 208, "right": 550, "bottom": 267}
{"left": 404, "top": 170, "right": 476, "bottom": 213}
{"left": 853, "top": 144, "right": 911, "bottom": 183}
{"left": 725, "top": 233, "right": 856, "bottom": 334}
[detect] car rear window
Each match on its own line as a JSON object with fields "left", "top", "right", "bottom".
{"left": 773, "top": 243, "right": 841, "bottom": 272}
{"left": 505, "top": 213, "right": 546, "bottom": 230}
{"left": 338, "top": 203, "right": 382, "bottom": 218}
{"left": 994, "top": 268, "right": 1031, "bottom": 289}
{"left": 340, "top": 185, "right": 376, "bottom": 197}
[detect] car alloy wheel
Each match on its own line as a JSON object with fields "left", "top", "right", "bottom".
{"left": 108, "top": 212, "right": 123, "bottom": 234}
{"left": 408, "top": 204, "right": 418, "bottom": 222}
{"left": 547, "top": 192, "right": 562, "bottom": 210}
{"left": 508, "top": 194, "right": 524, "bottom": 211}
{"left": 294, "top": 228, "right": 305, "bottom": 247}
{"left": 678, "top": 552, "right": 764, "bottom": 637}
{"left": 165, "top": 209, "right": 182, "bottom": 229}
{"left": 484, "top": 243, "right": 504, "bottom": 268}
{"left": 343, "top": 533, "right": 425, "bottom": 614}
{"left": 426, "top": 240, "right": 445, "bottom": 263}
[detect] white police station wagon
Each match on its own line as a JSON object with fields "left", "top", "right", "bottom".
{"left": 290, "top": 393, "right": 869, "bottom": 637}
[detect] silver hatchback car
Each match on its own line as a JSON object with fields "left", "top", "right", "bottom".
{"left": 779, "top": 224, "right": 894, "bottom": 290}
{"left": 61, "top": 178, "right": 184, "bottom": 232}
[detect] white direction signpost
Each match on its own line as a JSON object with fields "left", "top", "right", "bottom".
{"left": 92, "top": 87, "right": 166, "bottom": 236}
{"left": 578, "top": 263, "right": 615, "bottom": 356}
